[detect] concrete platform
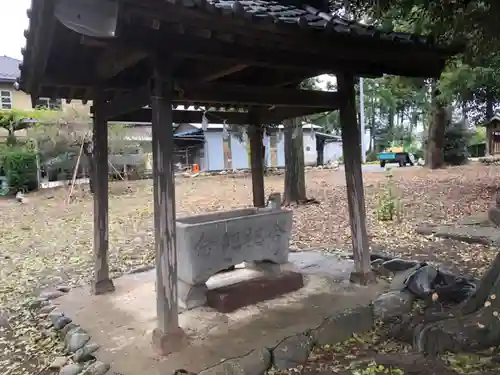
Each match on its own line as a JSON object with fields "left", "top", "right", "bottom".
{"left": 417, "top": 215, "right": 500, "bottom": 246}
{"left": 52, "top": 251, "right": 385, "bottom": 375}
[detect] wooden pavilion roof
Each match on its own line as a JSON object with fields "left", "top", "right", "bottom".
{"left": 18, "top": 0, "right": 459, "bottom": 109}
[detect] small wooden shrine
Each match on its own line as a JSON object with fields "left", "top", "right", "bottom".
{"left": 18, "top": 0, "right": 458, "bottom": 355}
{"left": 486, "top": 112, "right": 500, "bottom": 156}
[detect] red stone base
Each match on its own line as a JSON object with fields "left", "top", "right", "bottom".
{"left": 206, "top": 271, "right": 304, "bottom": 313}
{"left": 152, "top": 327, "right": 186, "bottom": 356}
{"left": 350, "top": 271, "right": 377, "bottom": 286}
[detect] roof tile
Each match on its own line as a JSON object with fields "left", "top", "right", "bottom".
{"left": 0, "top": 56, "right": 21, "bottom": 83}
{"left": 187, "top": 0, "right": 435, "bottom": 46}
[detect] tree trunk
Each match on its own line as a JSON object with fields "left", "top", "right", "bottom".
{"left": 283, "top": 118, "right": 307, "bottom": 205}
{"left": 486, "top": 90, "right": 494, "bottom": 120}
{"left": 415, "top": 251, "right": 500, "bottom": 355}
{"left": 425, "top": 82, "right": 446, "bottom": 169}
{"left": 461, "top": 100, "right": 468, "bottom": 124}
{"left": 388, "top": 107, "right": 395, "bottom": 144}
{"left": 369, "top": 93, "right": 376, "bottom": 152}
{"left": 409, "top": 108, "right": 418, "bottom": 143}
{"left": 6, "top": 129, "right": 16, "bottom": 146}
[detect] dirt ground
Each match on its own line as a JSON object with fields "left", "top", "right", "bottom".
{"left": 1, "top": 163, "right": 499, "bottom": 374}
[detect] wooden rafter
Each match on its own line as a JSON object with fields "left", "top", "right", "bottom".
{"left": 96, "top": 48, "right": 147, "bottom": 79}
{"left": 91, "top": 27, "right": 397, "bottom": 77}
{"left": 202, "top": 64, "right": 249, "bottom": 82}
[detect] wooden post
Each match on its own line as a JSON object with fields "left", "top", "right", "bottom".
{"left": 91, "top": 93, "right": 115, "bottom": 295}
{"left": 150, "top": 62, "right": 185, "bottom": 355}
{"left": 248, "top": 122, "right": 265, "bottom": 207}
{"left": 337, "top": 73, "right": 374, "bottom": 285}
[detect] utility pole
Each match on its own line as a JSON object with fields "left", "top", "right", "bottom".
{"left": 343, "top": 0, "right": 366, "bottom": 163}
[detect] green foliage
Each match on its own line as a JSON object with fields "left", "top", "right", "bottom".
{"left": 0, "top": 108, "right": 55, "bottom": 144}
{"left": 470, "top": 126, "right": 486, "bottom": 146}
{"left": 410, "top": 148, "right": 424, "bottom": 160}
{"left": 352, "top": 362, "right": 404, "bottom": 375}
{"left": 443, "top": 121, "right": 470, "bottom": 166}
{"left": 376, "top": 168, "right": 402, "bottom": 221}
{"left": 0, "top": 144, "right": 38, "bottom": 194}
{"left": 366, "top": 150, "right": 378, "bottom": 162}
{"left": 320, "top": 0, "right": 500, "bottom": 165}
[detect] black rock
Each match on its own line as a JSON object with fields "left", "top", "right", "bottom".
{"left": 27, "top": 298, "right": 49, "bottom": 310}
{"left": 40, "top": 290, "right": 66, "bottom": 300}
{"left": 74, "top": 343, "right": 100, "bottom": 363}
{"left": 59, "top": 323, "right": 79, "bottom": 339}
{"left": 54, "top": 316, "right": 72, "bottom": 330}
{"left": 370, "top": 253, "right": 393, "bottom": 262}
{"left": 56, "top": 285, "right": 71, "bottom": 293}
{"left": 66, "top": 332, "right": 91, "bottom": 352}
{"left": 84, "top": 361, "right": 110, "bottom": 375}
{"left": 59, "top": 363, "right": 84, "bottom": 375}
{"left": 48, "top": 310, "right": 64, "bottom": 325}
{"left": 382, "top": 259, "right": 422, "bottom": 272}
{"left": 272, "top": 333, "right": 314, "bottom": 370}
{"left": 371, "top": 259, "right": 385, "bottom": 268}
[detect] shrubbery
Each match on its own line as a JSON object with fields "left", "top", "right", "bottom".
{"left": 365, "top": 150, "right": 378, "bottom": 162}
{"left": 0, "top": 144, "right": 38, "bottom": 194}
{"left": 443, "top": 121, "right": 470, "bottom": 165}
{"left": 376, "top": 168, "right": 402, "bottom": 221}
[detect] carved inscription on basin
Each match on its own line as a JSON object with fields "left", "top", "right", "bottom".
{"left": 176, "top": 208, "right": 293, "bottom": 285}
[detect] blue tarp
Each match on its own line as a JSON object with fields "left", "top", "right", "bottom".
{"left": 175, "top": 129, "right": 203, "bottom": 137}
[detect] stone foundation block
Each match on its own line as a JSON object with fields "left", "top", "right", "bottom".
{"left": 313, "top": 305, "right": 374, "bottom": 346}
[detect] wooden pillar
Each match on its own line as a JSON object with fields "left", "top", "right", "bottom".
{"left": 248, "top": 122, "right": 266, "bottom": 207}
{"left": 150, "top": 62, "right": 184, "bottom": 355}
{"left": 91, "top": 93, "right": 115, "bottom": 295}
{"left": 337, "top": 73, "right": 374, "bottom": 285}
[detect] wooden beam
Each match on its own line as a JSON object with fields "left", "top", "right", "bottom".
{"left": 97, "top": 81, "right": 340, "bottom": 119}
{"left": 202, "top": 64, "right": 249, "bottom": 82}
{"left": 38, "top": 64, "right": 319, "bottom": 95}
{"left": 91, "top": 91, "right": 115, "bottom": 295}
{"left": 264, "top": 106, "right": 332, "bottom": 122}
{"left": 337, "top": 73, "right": 374, "bottom": 285}
{"left": 97, "top": 48, "right": 147, "bottom": 79}
{"left": 110, "top": 105, "right": 332, "bottom": 124}
{"left": 174, "top": 81, "right": 340, "bottom": 108}
{"left": 95, "top": 85, "right": 151, "bottom": 120}
{"left": 248, "top": 117, "right": 266, "bottom": 207}
{"left": 112, "top": 109, "right": 250, "bottom": 125}
{"left": 150, "top": 59, "right": 184, "bottom": 355}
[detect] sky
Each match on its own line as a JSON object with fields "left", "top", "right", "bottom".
{"left": 0, "top": 0, "right": 31, "bottom": 59}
